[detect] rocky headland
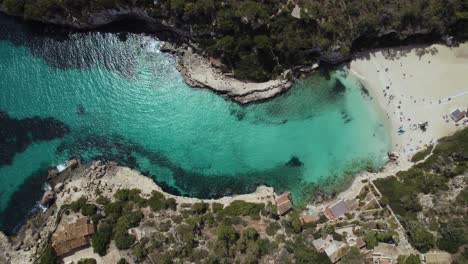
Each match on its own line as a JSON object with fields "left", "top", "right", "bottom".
{"left": 0, "top": 160, "right": 276, "bottom": 263}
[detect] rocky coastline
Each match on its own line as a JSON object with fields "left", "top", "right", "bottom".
{"left": 2, "top": 6, "right": 460, "bottom": 104}
{"left": 0, "top": 159, "right": 276, "bottom": 263}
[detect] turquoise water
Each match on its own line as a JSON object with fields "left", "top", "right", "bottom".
{"left": 0, "top": 21, "right": 390, "bottom": 232}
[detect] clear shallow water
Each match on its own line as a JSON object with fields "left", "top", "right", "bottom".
{"left": 0, "top": 18, "right": 390, "bottom": 233}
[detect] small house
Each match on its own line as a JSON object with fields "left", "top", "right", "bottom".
{"left": 450, "top": 109, "right": 466, "bottom": 122}
{"left": 52, "top": 217, "right": 95, "bottom": 256}
{"left": 324, "top": 200, "right": 352, "bottom": 220}
{"left": 276, "top": 192, "right": 293, "bottom": 215}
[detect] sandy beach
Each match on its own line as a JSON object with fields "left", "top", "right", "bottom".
{"left": 349, "top": 42, "right": 468, "bottom": 161}
{"left": 319, "top": 42, "right": 468, "bottom": 209}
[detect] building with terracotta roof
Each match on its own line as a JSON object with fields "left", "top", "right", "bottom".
{"left": 301, "top": 212, "right": 320, "bottom": 224}
{"left": 276, "top": 192, "right": 293, "bottom": 215}
{"left": 52, "top": 217, "right": 95, "bottom": 256}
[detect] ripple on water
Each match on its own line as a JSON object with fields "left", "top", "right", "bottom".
{"left": 0, "top": 24, "right": 390, "bottom": 234}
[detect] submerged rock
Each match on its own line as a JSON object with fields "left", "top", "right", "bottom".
{"left": 286, "top": 156, "right": 303, "bottom": 167}
{"left": 75, "top": 104, "right": 86, "bottom": 116}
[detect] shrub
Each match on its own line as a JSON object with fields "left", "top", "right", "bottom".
{"left": 92, "top": 221, "right": 113, "bottom": 256}
{"left": 70, "top": 196, "right": 87, "bottom": 212}
{"left": 410, "top": 145, "right": 433, "bottom": 162}
{"left": 192, "top": 202, "right": 209, "bottom": 214}
{"left": 148, "top": 191, "right": 176, "bottom": 211}
{"left": 132, "top": 243, "right": 146, "bottom": 258}
{"left": 96, "top": 196, "right": 110, "bottom": 205}
{"left": 38, "top": 246, "right": 58, "bottom": 264}
{"left": 114, "top": 231, "right": 135, "bottom": 250}
{"left": 81, "top": 203, "right": 97, "bottom": 216}
{"left": 77, "top": 259, "right": 97, "bottom": 264}
{"left": 212, "top": 203, "right": 224, "bottom": 213}
{"left": 117, "top": 258, "right": 129, "bottom": 264}
{"left": 266, "top": 221, "right": 281, "bottom": 236}
{"left": 220, "top": 201, "right": 264, "bottom": 218}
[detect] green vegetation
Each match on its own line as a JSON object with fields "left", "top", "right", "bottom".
{"left": 397, "top": 254, "right": 421, "bottom": 264}
{"left": 340, "top": 247, "right": 365, "bottom": 264}
{"left": 148, "top": 191, "right": 177, "bottom": 211}
{"left": 38, "top": 246, "right": 58, "bottom": 264}
{"left": 219, "top": 200, "right": 264, "bottom": 219}
{"left": 410, "top": 145, "right": 433, "bottom": 162}
{"left": 2, "top": 0, "right": 466, "bottom": 81}
{"left": 77, "top": 259, "right": 97, "bottom": 264}
{"left": 375, "top": 128, "right": 468, "bottom": 253}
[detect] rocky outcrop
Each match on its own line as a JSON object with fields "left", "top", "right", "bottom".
{"left": 40, "top": 190, "right": 55, "bottom": 206}
{"left": 173, "top": 45, "right": 295, "bottom": 104}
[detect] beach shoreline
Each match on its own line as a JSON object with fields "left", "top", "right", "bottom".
{"left": 323, "top": 41, "right": 468, "bottom": 208}
{"left": 349, "top": 42, "right": 468, "bottom": 161}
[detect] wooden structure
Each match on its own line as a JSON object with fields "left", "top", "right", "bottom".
{"left": 52, "top": 217, "right": 95, "bottom": 256}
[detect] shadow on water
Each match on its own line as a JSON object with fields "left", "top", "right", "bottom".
{"left": 0, "top": 166, "right": 49, "bottom": 235}
{"left": 0, "top": 111, "right": 70, "bottom": 166}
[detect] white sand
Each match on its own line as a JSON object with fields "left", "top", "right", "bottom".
{"left": 349, "top": 42, "right": 468, "bottom": 161}
{"left": 316, "top": 42, "right": 468, "bottom": 216}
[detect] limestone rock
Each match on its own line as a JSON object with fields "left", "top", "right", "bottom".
{"left": 54, "top": 183, "right": 64, "bottom": 192}
{"left": 67, "top": 159, "right": 79, "bottom": 170}
{"left": 40, "top": 190, "right": 55, "bottom": 206}
{"left": 47, "top": 169, "right": 58, "bottom": 180}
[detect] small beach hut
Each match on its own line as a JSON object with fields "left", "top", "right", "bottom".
{"left": 450, "top": 109, "right": 466, "bottom": 122}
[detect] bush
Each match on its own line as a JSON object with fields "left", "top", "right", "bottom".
{"left": 96, "top": 196, "right": 110, "bottom": 205}
{"left": 436, "top": 221, "right": 467, "bottom": 253}
{"left": 132, "top": 243, "right": 147, "bottom": 258}
{"left": 92, "top": 221, "right": 113, "bottom": 256}
{"left": 81, "top": 203, "right": 97, "bottom": 216}
{"left": 38, "top": 246, "right": 58, "bottom": 264}
{"left": 410, "top": 145, "right": 433, "bottom": 162}
{"left": 192, "top": 202, "right": 209, "bottom": 214}
{"left": 405, "top": 220, "right": 434, "bottom": 253}
{"left": 397, "top": 254, "right": 421, "bottom": 264}
{"left": 77, "top": 259, "right": 97, "bottom": 264}
{"left": 114, "top": 231, "right": 135, "bottom": 250}
{"left": 117, "top": 258, "right": 129, "bottom": 264}
{"left": 266, "top": 221, "right": 281, "bottom": 236}
{"left": 220, "top": 201, "right": 264, "bottom": 218}
{"left": 212, "top": 203, "right": 224, "bottom": 213}
{"left": 148, "top": 191, "right": 177, "bottom": 211}
{"left": 115, "top": 189, "right": 148, "bottom": 207}
{"left": 70, "top": 196, "right": 87, "bottom": 212}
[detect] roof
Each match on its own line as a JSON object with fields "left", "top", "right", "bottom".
{"left": 450, "top": 109, "right": 466, "bottom": 122}
{"left": 276, "top": 192, "right": 291, "bottom": 204}
{"left": 277, "top": 200, "right": 293, "bottom": 215}
{"left": 329, "top": 200, "right": 349, "bottom": 219}
{"left": 312, "top": 235, "right": 333, "bottom": 251}
{"left": 378, "top": 259, "right": 391, "bottom": 264}
{"left": 302, "top": 213, "right": 319, "bottom": 223}
{"left": 52, "top": 218, "right": 95, "bottom": 256}
{"left": 324, "top": 243, "right": 338, "bottom": 256}
{"left": 276, "top": 192, "right": 293, "bottom": 215}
